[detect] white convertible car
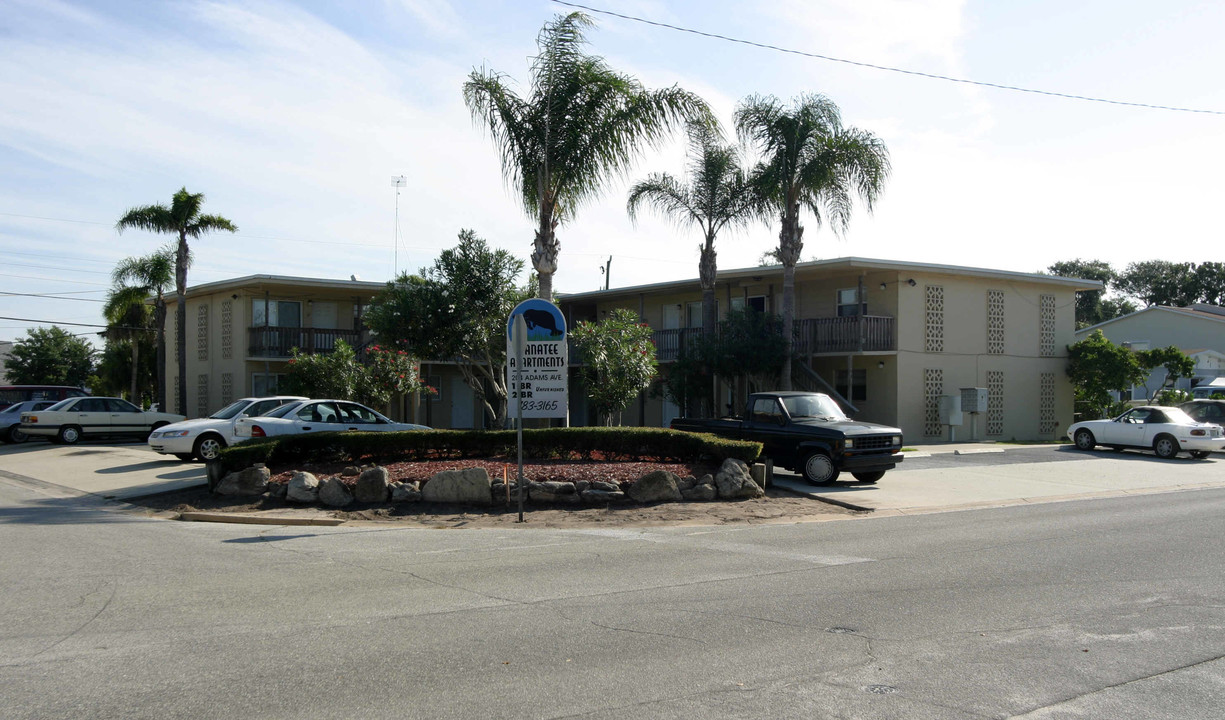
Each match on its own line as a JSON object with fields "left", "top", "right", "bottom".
{"left": 1067, "top": 406, "right": 1225, "bottom": 459}
{"left": 148, "top": 396, "right": 306, "bottom": 461}
{"left": 233, "top": 399, "right": 430, "bottom": 439}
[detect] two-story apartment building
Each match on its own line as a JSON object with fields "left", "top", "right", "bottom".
{"left": 560, "top": 257, "right": 1099, "bottom": 442}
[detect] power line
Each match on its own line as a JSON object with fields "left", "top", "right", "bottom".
{"left": 0, "top": 291, "right": 106, "bottom": 303}
{"left": 552, "top": 0, "right": 1225, "bottom": 116}
{"left": 0, "top": 272, "right": 109, "bottom": 286}
{"left": 5, "top": 261, "right": 111, "bottom": 276}
{"left": 0, "top": 315, "right": 148, "bottom": 331}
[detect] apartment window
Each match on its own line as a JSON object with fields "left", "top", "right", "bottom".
{"left": 836, "top": 288, "right": 866, "bottom": 317}
{"left": 834, "top": 368, "right": 867, "bottom": 402}
{"left": 252, "top": 300, "right": 301, "bottom": 328}
{"left": 686, "top": 301, "right": 703, "bottom": 328}
{"left": 730, "top": 296, "right": 766, "bottom": 313}
{"left": 425, "top": 375, "right": 442, "bottom": 402}
{"left": 251, "top": 373, "right": 285, "bottom": 396}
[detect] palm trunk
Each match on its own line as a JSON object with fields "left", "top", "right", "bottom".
{"left": 699, "top": 236, "right": 717, "bottom": 338}
{"left": 778, "top": 210, "right": 804, "bottom": 391}
{"left": 154, "top": 299, "right": 166, "bottom": 411}
{"left": 533, "top": 204, "right": 560, "bottom": 302}
{"left": 176, "top": 232, "right": 189, "bottom": 416}
{"left": 130, "top": 340, "right": 139, "bottom": 403}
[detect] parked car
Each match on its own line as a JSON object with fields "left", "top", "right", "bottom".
{"left": 148, "top": 396, "right": 307, "bottom": 461}
{"left": 19, "top": 396, "right": 186, "bottom": 445}
{"left": 1067, "top": 405, "right": 1225, "bottom": 459}
{"left": 233, "top": 399, "right": 430, "bottom": 439}
{"left": 1, "top": 400, "right": 58, "bottom": 443}
{"left": 1180, "top": 399, "right": 1225, "bottom": 427}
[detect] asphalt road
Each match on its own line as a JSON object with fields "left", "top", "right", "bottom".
{"left": 2, "top": 469, "right": 1224, "bottom": 719}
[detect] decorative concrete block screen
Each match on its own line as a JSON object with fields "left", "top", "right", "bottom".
{"left": 925, "top": 285, "right": 944, "bottom": 353}
{"left": 1039, "top": 294, "right": 1056, "bottom": 357}
{"left": 987, "top": 290, "right": 1005, "bottom": 355}
{"left": 197, "top": 304, "right": 209, "bottom": 361}
{"left": 924, "top": 368, "right": 943, "bottom": 437}
{"left": 986, "top": 370, "right": 1004, "bottom": 436}
{"left": 1039, "top": 372, "right": 1056, "bottom": 435}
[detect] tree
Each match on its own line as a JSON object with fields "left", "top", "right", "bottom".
{"left": 1191, "top": 261, "right": 1225, "bottom": 305}
{"left": 116, "top": 188, "right": 236, "bottom": 414}
{"left": 7, "top": 327, "right": 95, "bottom": 387}
{"left": 1136, "top": 346, "right": 1196, "bottom": 402}
{"left": 735, "top": 93, "right": 890, "bottom": 388}
{"left": 110, "top": 248, "right": 175, "bottom": 409}
{"left": 628, "top": 121, "right": 757, "bottom": 338}
{"left": 101, "top": 283, "right": 154, "bottom": 402}
{"left": 1116, "top": 260, "right": 1197, "bottom": 307}
{"left": 570, "top": 309, "right": 658, "bottom": 425}
{"left": 1066, "top": 330, "right": 1146, "bottom": 419}
{"left": 278, "top": 340, "right": 424, "bottom": 408}
{"left": 1046, "top": 259, "right": 1136, "bottom": 328}
{"left": 365, "top": 230, "right": 530, "bottom": 427}
{"left": 463, "top": 11, "right": 712, "bottom": 301}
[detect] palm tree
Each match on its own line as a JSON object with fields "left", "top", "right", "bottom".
{"left": 116, "top": 189, "right": 236, "bottom": 414}
{"left": 102, "top": 284, "right": 154, "bottom": 403}
{"left": 463, "top": 11, "right": 712, "bottom": 301}
{"left": 627, "top": 121, "right": 757, "bottom": 338}
{"left": 111, "top": 248, "right": 175, "bottom": 409}
{"left": 735, "top": 94, "right": 890, "bottom": 388}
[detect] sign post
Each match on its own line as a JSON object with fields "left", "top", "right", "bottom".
{"left": 507, "top": 299, "right": 568, "bottom": 523}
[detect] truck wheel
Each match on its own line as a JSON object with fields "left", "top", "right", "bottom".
{"left": 801, "top": 451, "right": 840, "bottom": 485}
{"left": 852, "top": 471, "right": 885, "bottom": 484}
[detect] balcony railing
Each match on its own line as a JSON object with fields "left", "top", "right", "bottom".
{"left": 647, "top": 316, "right": 895, "bottom": 362}
{"left": 247, "top": 327, "right": 363, "bottom": 358}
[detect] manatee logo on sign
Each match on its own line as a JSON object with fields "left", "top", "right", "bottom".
{"left": 506, "top": 299, "right": 568, "bottom": 419}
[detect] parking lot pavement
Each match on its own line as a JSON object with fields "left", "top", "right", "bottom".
{"left": 0, "top": 440, "right": 205, "bottom": 500}
{"left": 774, "top": 445, "right": 1225, "bottom": 514}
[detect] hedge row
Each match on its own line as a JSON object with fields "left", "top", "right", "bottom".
{"left": 215, "top": 427, "right": 762, "bottom": 475}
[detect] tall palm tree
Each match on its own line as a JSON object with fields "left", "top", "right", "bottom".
{"left": 627, "top": 121, "right": 757, "bottom": 338}
{"left": 735, "top": 94, "right": 890, "bottom": 388}
{"left": 116, "top": 188, "right": 236, "bottom": 414}
{"left": 102, "top": 284, "right": 154, "bottom": 402}
{"left": 464, "top": 11, "right": 712, "bottom": 301}
{"left": 111, "top": 248, "right": 176, "bottom": 409}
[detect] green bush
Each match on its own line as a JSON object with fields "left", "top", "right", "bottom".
{"left": 216, "top": 427, "right": 761, "bottom": 476}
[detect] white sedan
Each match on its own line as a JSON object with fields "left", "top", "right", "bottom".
{"left": 1068, "top": 406, "right": 1225, "bottom": 459}
{"left": 20, "top": 396, "right": 186, "bottom": 445}
{"left": 148, "top": 396, "right": 306, "bottom": 461}
{"left": 233, "top": 399, "right": 430, "bottom": 439}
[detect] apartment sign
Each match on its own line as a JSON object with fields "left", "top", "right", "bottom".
{"left": 506, "top": 299, "right": 568, "bottom": 419}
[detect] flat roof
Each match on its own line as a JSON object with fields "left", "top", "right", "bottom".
{"left": 165, "top": 274, "right": 388, "bottom": 303}
{"left": 558, "top": 256, "right": 1102, "bottom": 302}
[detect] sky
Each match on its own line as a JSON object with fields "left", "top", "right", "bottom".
{"left": 2, "top": 0, "right": 1223, "bottom": 344}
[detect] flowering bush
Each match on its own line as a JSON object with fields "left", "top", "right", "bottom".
{"left": 279, "top": 340, "right": 430, "bottom": 408}
{"left": 571, "top": 309, "right": 658, "bottom": 425}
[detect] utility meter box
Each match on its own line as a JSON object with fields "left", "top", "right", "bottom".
{"left": 960, "top": 387, "right": 989, "bottom": 414}
{"left": 939, "top": 395, "right": 963, "bottom": 426}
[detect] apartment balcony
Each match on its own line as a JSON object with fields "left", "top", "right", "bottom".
{"left": 648, "top": 316, "right": 895, "bottom": 362}
{"left": 247, "top": 327, "right": 364, "bottom": 358}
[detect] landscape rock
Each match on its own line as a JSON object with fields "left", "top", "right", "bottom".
{"left": 286, "top": 471, "right": 320, "bottom": 503}
{"left": 267, "top": 482, "right": 287, "bottom": 499}
{"left": 575, "top": 480, "right": 590, "bottom": 494}
{"left": 591, "top": 481, "right": 621, "bottom": 493}
{"left": 422, "top": 468, "right": 492, "bottom": 506}
{"left": 340, "top": 466, "right": 361, "bottom": 477}
{"left": 581, "top": 489, "right": 626, "bottom": 504}
{"left": 676, "top": 475, "right": 698, "bottom": 491}
{"left": 318, "top": 476, "right": 354, "bottom": 507}
{"left": 628, "top": 470, "right": 682, "bottom": 503}
{"left": 697, "top": 473, "right": 715, "bottom": 487}
{"left": 354, "top": 467, "right": 390, "bottom": 503}
{"left": 390, "top": 481, "right": 422, "bottom": 503}
{"left": 529, "top": 481, "right": 580, "bottom": 504}
{"left": 714, "top": 458, "right": 764, "bottom": 499}
{"left": 681, "top": 483, "right": 717, "bottom": 501}
{"left": 215, "top": 466, "right": 270, "bottom": 496}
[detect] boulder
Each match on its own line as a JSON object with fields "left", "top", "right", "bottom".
{"left": 341, "top": 466, "right": 361, "bottom": 477}
{"left": 286, "top": 471, "right": 320, "bottom": 503}
{"left": 529, "top": 481, "right": 580, "bottom": 504}
{"left": 590, "top": 481, "right": 621, "bottom": 493}
{"left": 390, "top": 481, "right": 422, "bottom": 503}
{"left": 714, "top": 458, "right": 764, "bottom": 499}
{"left": 267, "top": 482, "right": 288, "bottom": 499}
{"left": 318, "top": 476, "right": 354, "bottom": 507}
{"left": 215, "top": 466, "right": 270, "bottom": 496}
{"left": 422, "top": 468, "right": 492, "bottom": 506}
{"left": 574, "top": 480, "right": 591, "bottom": 494}
{"left": 676, "top": 475, "right": 698, "bottom": 492}
{"left": 354, "top": 467, "right": 390, "bottom": 503}
{"left": 681, "top": 483, "right": 717, "bottom": 501}
{"left": 581, "top": 489, "right": 626, "bottom": 504}
{"left": 628, "top": 470, "right": 682, "bottom": 503}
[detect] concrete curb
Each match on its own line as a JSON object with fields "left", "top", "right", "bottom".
{"left": 178, "top": 512, "right": 345, "bottom": 526}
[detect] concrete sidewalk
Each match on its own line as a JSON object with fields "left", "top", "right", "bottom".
{"left": 773, "top": 442, "right": 1225, "bottom": 514}
{"left": 0, "top": 442, "right": 205, "bottom": 500}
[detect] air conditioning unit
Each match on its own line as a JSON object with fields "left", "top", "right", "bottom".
{"left": 961, "top": 387, "right": 989, "bottom": 414}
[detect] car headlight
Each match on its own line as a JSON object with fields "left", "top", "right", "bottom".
{"left": 892, "top": 436, "right": 902, "bottom": 446}
{"left": 844, "top": 438, "right": 854, "bottom": 448}
{"left": 160, "top": 430, "right": 191, "bottom": 438}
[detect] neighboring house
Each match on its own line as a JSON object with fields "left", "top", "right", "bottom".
{"left": 1074, "top": 304, "right": 1225, "bottom": 400}
{"left": 0, "top": 340, "right": 12, "bottom": 384}
{"left": 560, "top": 256, "right": 1098, "bottom": 442}
{"left": 163, "top": 275, "right": 384, "bottom": 418}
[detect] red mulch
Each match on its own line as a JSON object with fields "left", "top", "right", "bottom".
{"left": 268, "top": 457, "right": 721, "bottom": 487}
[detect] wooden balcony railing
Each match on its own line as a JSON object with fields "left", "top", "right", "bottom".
{"left": 647, "top": 316, "right": 895, "bottom": 363}
{"left": 247, "top": 327, "right": 363, "bottom": 358}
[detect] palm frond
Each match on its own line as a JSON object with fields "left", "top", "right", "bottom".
{"left": 115, "top": 204, "right": 175, "bottom": 234}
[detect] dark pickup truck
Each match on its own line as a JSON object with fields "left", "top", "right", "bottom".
{"left": 670, "top": 391, "right": 904, "bottom": 484}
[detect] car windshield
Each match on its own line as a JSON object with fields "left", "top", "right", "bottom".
{"left": 1162, "top": 408, "right": 1197, "bottom": 424}
{"left": 264, "top": 401, "right": 306, "bottom": 419}
{"left": 45, "top": 399, "right": 76, "bottom": 411}
{"left": 210, "top": 400, "right": 252, "bottom": 420}
{"left": 780, "top": 394, "right": 847, "bottom": 421}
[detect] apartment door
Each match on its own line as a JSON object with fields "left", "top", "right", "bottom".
{"left": 450, "top": 376, "right": 475, "bottom": 429}
{"left": 312, "top": 302, "right": 338, "bottom": 350}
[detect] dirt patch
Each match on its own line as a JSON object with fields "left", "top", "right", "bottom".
{"left": 126, "top": 458, "right": 861, "bottom": 528}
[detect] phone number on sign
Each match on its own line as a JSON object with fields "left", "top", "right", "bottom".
{"left": 517, "top": 399, "right": 560, "bottom": 412}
